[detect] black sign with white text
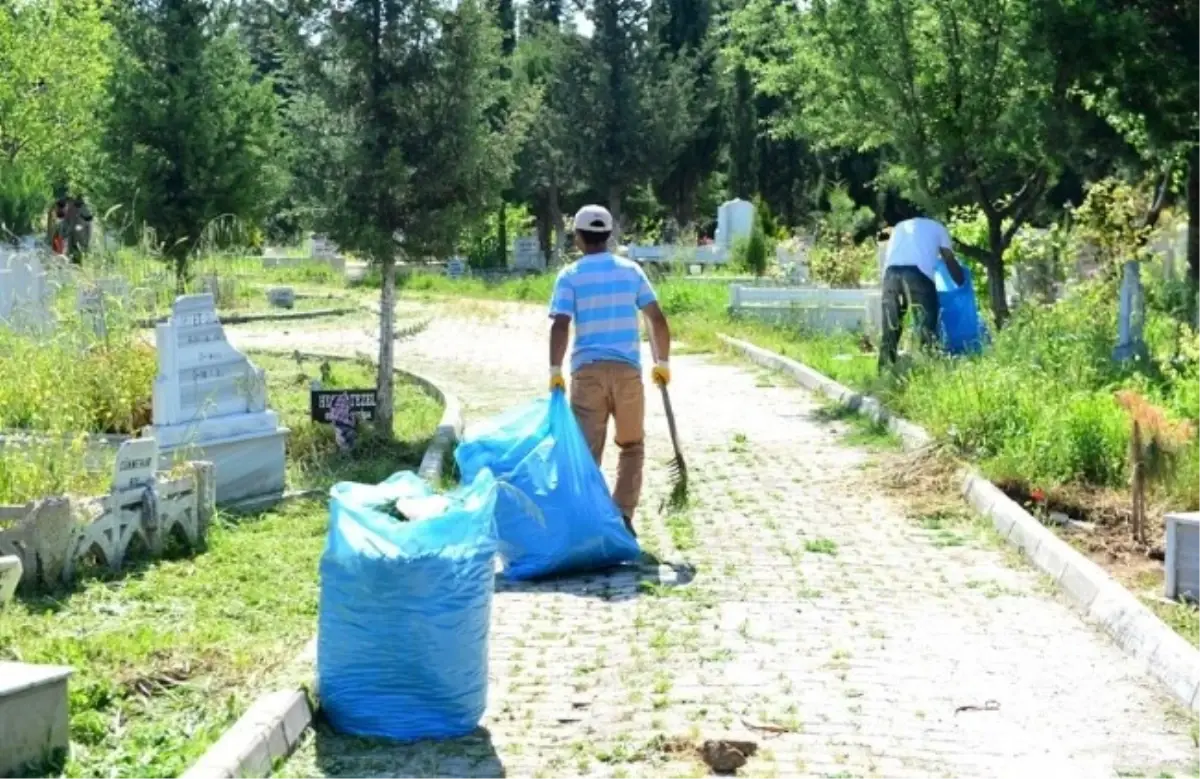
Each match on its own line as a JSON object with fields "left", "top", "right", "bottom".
{"left": 310, "top": 389, "right": 379, "bottom": 423}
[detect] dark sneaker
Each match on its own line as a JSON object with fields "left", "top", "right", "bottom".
{"left": 623, "top": 515, "right": 637, "bottom": 538}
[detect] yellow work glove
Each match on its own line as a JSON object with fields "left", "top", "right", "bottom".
{"left": 651, "top": 361, "right": 670, "bottom": 387}
{"left": 549, "top": 367, "right": 566, "bottom": 393}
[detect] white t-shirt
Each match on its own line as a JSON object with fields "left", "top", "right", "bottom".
{"left": 884, "top": 217, "right": 953, "bottom": 280}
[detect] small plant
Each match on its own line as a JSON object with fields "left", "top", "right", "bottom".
{"left": 1115, "top": 390, "right": 1194, "bottom": 545}
{"left": 805, "top": 538, "right": 838, "bottom": 555}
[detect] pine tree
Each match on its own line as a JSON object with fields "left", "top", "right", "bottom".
{"left": 101, "top": 0, "right": 285, "bottom": 287}
{"left": 323, "top": 0, "right": 520, "bottom": 436}
{"left": 651, "top": 0, "right": 720, "bottom": 229}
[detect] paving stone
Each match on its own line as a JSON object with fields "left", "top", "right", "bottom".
{"left": 232, "top": 302, "right": 1198, "bottom": 779}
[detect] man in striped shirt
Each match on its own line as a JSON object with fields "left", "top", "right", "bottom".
{"left": 549, "top": 205, "right": 672, "bottom": 536}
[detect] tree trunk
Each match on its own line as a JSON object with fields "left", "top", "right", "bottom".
{"left": 608, "top": 185, "right": 622, "bottom": 247}
{"left": 548, "top": 182, "right": 565, "bottom": 266}
{"left": 1188, "top": 145, "right": 1199, "bottom": 325}
{"left": 497, "top": 200, "right": 508, "bottom": 269}
{"left": 535, "top": 200, "right": 552, "bottom": 268}
{"left": 174, "top": 254, "right": 188, "bottom": 296}
{"left": 985, "top": 214, "right": 1010, "bottom": 328}
{"left": 375, "top": 253, "right": 396, "bottom": 439}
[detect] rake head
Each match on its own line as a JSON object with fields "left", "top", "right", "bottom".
{"left": 662, "top": 452, "right": 689, "bottom": 512}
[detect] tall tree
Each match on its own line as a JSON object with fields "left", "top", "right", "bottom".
{"left": 651, "top": 0, "right": 721, "bottom": 229}
{"left": 582, "top": 0, "right": 694, "bottom": 242}
{"left": 0, "top": 0, "right": 112, "bottom": 235}
{"left": 726, "top": 63, "right": 758, "bottom": 200}
{"left": 1066, "top": 0, "right": 1199, "bottom": 296}
{"left": 731, "top": 0, "right": 1083, "bottom": 325}
{"left": 512, "top": 14, "right": 583, "bottom": 262}
{"left": 322, "top": 0, "right": 521, "bottom": 436}
{"left": 101, "top": 0, "right": 285, "bottom": 285}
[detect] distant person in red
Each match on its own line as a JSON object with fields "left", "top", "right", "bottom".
{"left": 47, "top": 198, "right": 67, "bottom": 255}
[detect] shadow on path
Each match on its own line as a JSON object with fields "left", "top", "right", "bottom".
{"left": 313, "top": 724, "right": 504, "bottom": 778}
{"left": 493, "top": 553, "right": 698, "bottom": 602}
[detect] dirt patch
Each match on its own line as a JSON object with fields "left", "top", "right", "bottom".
{"left": 994, "top": 479, "right": 1167, "bottom": 589}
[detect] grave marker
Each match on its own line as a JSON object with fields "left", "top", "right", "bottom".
{"left": 512, "top": 236, "right": 544, "bottom": 272}
{"left": 148, "top": 294, "right": 289, "bottom": 505}
{"left": 446, "top": 257, "right": 467, "bottom": 279}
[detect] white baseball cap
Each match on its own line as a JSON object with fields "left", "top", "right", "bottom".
{"left": 574, "top": 205, "right": 613, "bottom": 233}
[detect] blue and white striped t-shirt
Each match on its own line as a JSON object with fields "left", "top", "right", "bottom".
{"left": 549, "top": 253, "right": 658, "bottom": 373}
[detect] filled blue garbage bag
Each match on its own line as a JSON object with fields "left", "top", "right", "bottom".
{"left": 317, "top": 468, "right": 499, "bottom": 741}
{"left": 933, "top": 260, "right": 989, "bottom": 355}
{"left": 455, "top": 392, "right": 641, "bottom": 580}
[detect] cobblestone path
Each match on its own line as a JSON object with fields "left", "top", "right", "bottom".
{"left": 229, "top": 301, "right": 1197, "bottom": 779}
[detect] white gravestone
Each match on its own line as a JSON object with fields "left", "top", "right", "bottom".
{"left": 0, "top": 249, "right": 52, "bottom": 332}
{"left": 716, "top": 199, "right": 755, "bottom": 251}
{"left": 310, "top": 235, "right": 347, "bottom": 275}
{"left": 147, "top": 294, "right": 289, "bottom": 505}
{"left": 512, "top": 236, "right": 545, "bottom": 272}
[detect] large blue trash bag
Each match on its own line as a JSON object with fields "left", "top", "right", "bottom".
{"left": 932, "top": 260, "right": 989, "bottom": 355}
{"left": 317, "top": 468, "right": 499, "bottom": 741}
{"left": 455, "top": 392, "right": 641, "bottom": 580}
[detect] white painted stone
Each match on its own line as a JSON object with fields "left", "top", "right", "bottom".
{"left": 1165, "top": 512, "right": 1199, "bottom": 602}
{"left": 0, "top": 662, "right": 72, "bottom": 777}
{"left": 512, "top": 236, "right": 544, "bottom": 272}
{"left": 148, "top": 294, "right": 288, "bottom": 505}
{"left": 717, "top": 199, "right": 755, "bottom": 251}
{"left": 0, "top": 248, "right": 52, "bottom": 332}
{"left": 0, "top": 555, "right": 21, "bottom": 605}
{"left": 730, "top": 285, "right": 883, "bottom": 334}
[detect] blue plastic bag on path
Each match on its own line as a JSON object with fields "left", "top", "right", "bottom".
{"left": 932, "top": 260, "right": 989, "bottom": 355}
{"left": 317, "top": 468, "right": 498, "bottom": 741}
{"left": 455, "top": 392, "right": 641, "bottom": 580}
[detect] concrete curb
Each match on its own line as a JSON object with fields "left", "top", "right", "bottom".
{"left": 718, "top": 333, "right": 1200, "bottom": 713}
{"left": 138, "top": 307, "right": 357, "bottom": 329}
{"left": 181, "top": 690, "right": 312, "bottom": 779}
{"left": 182, "top": 356, "right": 463, "bottom": 778}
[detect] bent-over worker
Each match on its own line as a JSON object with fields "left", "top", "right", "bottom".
{"left": 878, "top": 216, "right": 965, "bottom": 371}
{"left": 548, "top": 205, "right": 672, "bottom": 537}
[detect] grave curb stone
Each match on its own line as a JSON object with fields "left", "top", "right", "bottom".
{"left": 717, "top": 333, "right": 1200, "bottom": 714}
{"left": 135, "top": 307, "right": 356, "bottom": 329}
{"left": 181, "top": 360, "right": 463, "bottom": 778}
{"left": 180, "top": 689, "right": 312, "bottom": 779}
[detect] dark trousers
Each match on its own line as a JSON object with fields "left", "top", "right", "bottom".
{"left": 879, "top": 265, "right": 939, "bottom": 370}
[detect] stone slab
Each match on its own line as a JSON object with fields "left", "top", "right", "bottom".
{"left": 182, "top": 689, "right": 312, "bottom": 779}
{"left": 162, "top": 427, "right": 288, "bottom": 507}
{"left": 0, "top": 662, "right": 72, "bottom": 778}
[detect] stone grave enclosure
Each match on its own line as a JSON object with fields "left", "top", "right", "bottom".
{"left": 729, "top": 284, "right": 884, "bottom": 334}
{"left": 0, "top": 438, "right": 215, "bottom": 590}
{"left": 148, "top": 294, "right": 289, "bottom": 505}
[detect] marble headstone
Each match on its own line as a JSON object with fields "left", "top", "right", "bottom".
{"left": 512, "top": 236, "right": 544, "bottom": 272}
{"left": 147, "top": 294, "right": 289, "bottom": 505}
{"left": 716, "top": 199, "right": 755, "bottom": 251}
{"left": 0, "top": 249, "right": 52, "bottom": 333}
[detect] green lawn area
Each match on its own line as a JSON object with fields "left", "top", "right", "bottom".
{"left": 1, "top": 346, "right": 442, "bottom": 778}
{"left": 1, "top": 499, "right": 328, "bottom": 779}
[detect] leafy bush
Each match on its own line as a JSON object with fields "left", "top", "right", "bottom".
{"left": 808, "top": 241, "right": 876, "bottom": 287}
{"left": 0, "top": 160, "right": 50, "bottom": 239}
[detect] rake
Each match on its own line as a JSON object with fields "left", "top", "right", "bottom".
{"left": 648, "top": 328, "right": 688, "bottom": 512}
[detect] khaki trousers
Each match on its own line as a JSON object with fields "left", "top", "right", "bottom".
{"left": 570, "top": 361, "right": 645, "bottom": 518}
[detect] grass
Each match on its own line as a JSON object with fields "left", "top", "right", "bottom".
{"left": 396, "top": 270, "right": 1199, "bottom": 514}
{"left": 0, "top": 499, "right": 328, "bottom": 779}
{"left": 0, "top": 355, "right": 440, "bottom": 778}
{"left": 249, "top": 352, "right": 443, "bottom": 490}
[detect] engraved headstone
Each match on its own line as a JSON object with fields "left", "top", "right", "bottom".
{"left": 512, "top": 236, "right": 544, "bottom": 272}
{"left": 148, "top": 294, "right": 289, "bottom": 505}
{"left": 716, "top": 199, "right": 755, "bottom": 251}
